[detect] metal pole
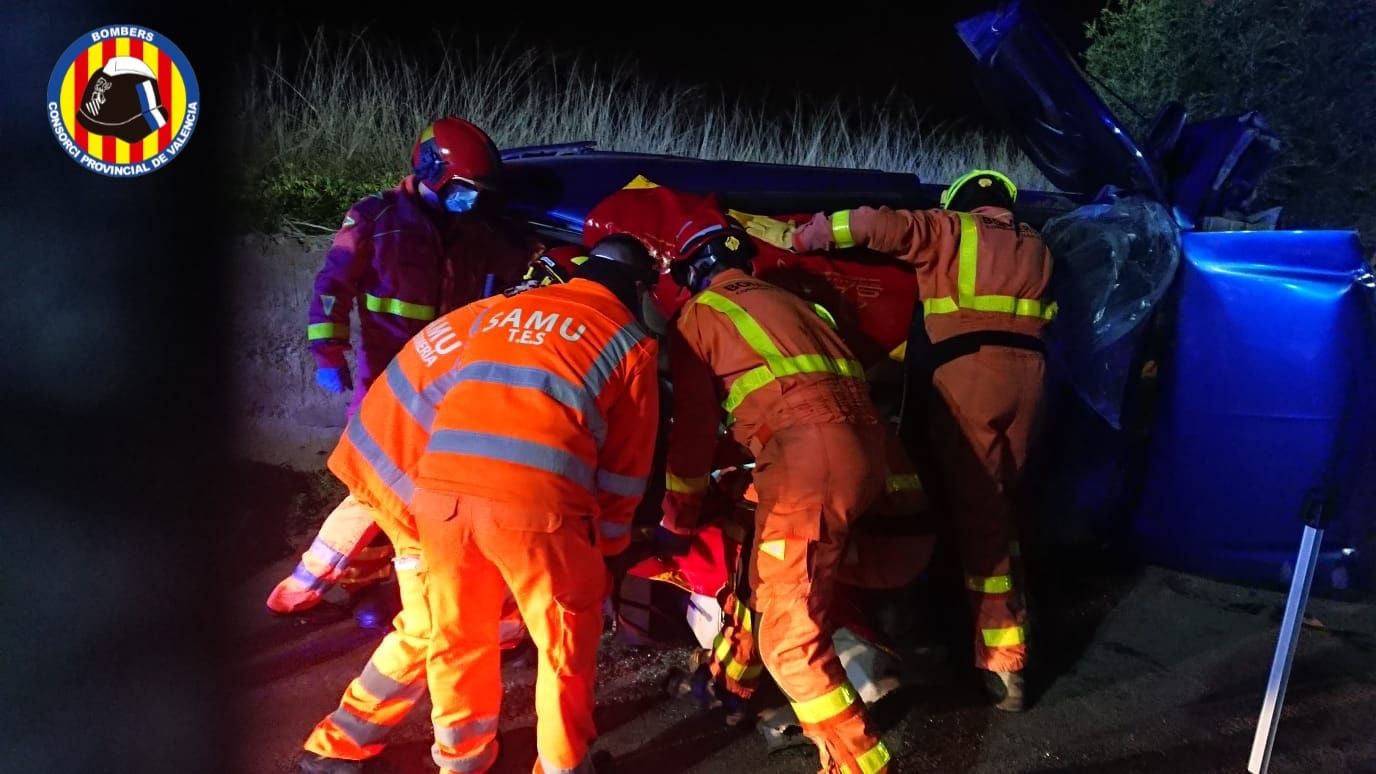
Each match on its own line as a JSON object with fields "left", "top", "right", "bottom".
{"left": 1247, "top": 514, "right": 1326, "bottom": 774}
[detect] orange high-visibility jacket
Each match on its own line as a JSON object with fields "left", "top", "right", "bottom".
{"left": 832, "top": 205, "right": 1056, "bottom": 343}
{"left": 413, "top": 279, "right": 660, "bottom": 555}
{"left": 661, "top": 268, "right": 880, "bottom": 533}
{"left": 327, "top": 295, "right": 505, "bottom": 522}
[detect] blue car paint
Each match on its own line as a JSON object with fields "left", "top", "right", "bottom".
{"left": 502, "top": 147, "right": 1078, "bottom": 238}
{"left": 1135, "top": 231, "right": 1376, "bottom": 592}
{"left": 494, "top": 3, "right": 1376, "bottom": 594}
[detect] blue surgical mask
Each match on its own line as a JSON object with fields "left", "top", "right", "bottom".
{"left": 442, "top": 184, "right": 480, "bottom": 213}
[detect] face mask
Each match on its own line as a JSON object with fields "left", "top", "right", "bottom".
{"left": 419, "top": 180, "right": 480, "bottom": 213}
{"left": 441, "top": 184, "right": 480, "bottom": 213}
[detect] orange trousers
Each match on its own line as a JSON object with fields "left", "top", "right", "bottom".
{"left": 302, "top": 499, "right": 428, "bottom": 760}
{"left": 413, "top": 490, "right": 605, "bottom": 774}
{"left": 301, "top": 497, "right": 527, "bottom": 763}
{"left": 266, "top": 494, "right": 394, "bottom": 614}
{"left": 926, "top": 345, "right": 1045, "bottom": 674}
{"left": 749, "top": 422, "right": 892, "bottom": 774}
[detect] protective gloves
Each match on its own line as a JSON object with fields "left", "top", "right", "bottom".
{"left": 791, "top": 211, "right": 838, "bottom": 252}
{"left": 315, "top": 364, "right": 351, "bottom": 394}
{"left": 727, "top": 209, "right": 798, "bottom": 250}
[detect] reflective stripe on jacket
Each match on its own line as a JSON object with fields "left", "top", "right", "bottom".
{"left": 412, "top": 279, "right": 659, "bottom": 555}
{"left": 662, "top": 269, "right": 879, "bottom": 533}
{"left": 328, "top": 297, "right": 503, "bottom": 522}
{"left": 308, "top": 175, "right": 539, "bottom": 390}
{"left": 831, "top": 205, "right": 1055, "bottom": 343}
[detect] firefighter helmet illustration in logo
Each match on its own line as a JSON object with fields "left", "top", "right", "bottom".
{"left": 77, "top": 56, "right": 168, "bottom": 143}
{"left": 46, "top": 24, "right": 199, "bottom": 177}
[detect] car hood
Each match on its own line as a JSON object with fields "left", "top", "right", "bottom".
{"left": 956, "top": 0, "right": 1166, "bottom": 201}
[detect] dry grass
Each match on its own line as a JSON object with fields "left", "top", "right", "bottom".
{"left": 235, "top": 30, "right": 1046, "bottom": 231}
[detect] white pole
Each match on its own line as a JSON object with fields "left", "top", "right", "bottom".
{"left": 1247, "top": 522, "right": 1325, "bottom": 774}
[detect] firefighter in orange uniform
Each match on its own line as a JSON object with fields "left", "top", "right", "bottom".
{"left": 409, "top": 235, "right": 661, "bottom": 774}
{"left": 295, "top": 255, "right": 581, "bottom": 774}
{"left": 792, "top": 169, "right": 1054, "bottom": 711}
{"left": 659, "top": 211, "right": 892, "bottom": 774}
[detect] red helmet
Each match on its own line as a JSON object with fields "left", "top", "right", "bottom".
{"left": 520, "top": 245, "right": 588, "bottom": 287}
{"left": 411, "top": 117, "right": 502, "bottom": 193}
{"left": 670, "top": 209, "right": 755, "bottom": 290}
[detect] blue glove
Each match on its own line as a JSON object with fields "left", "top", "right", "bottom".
{"left": 315, "top": 365, "right": 351, "bottom": 394}
{"left": 655, "top": 524, "right": 694, "bottom": 557}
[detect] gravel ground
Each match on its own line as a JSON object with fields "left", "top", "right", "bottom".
{"left": 230, "top": 236, "right": 1376, "bottom": 774}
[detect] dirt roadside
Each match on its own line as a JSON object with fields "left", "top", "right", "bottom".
{"left": 228, "top": 235, "right": 1376, "bottom": 773}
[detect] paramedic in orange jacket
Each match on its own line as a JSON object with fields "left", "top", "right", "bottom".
{"left": 792, "top": 169, "right": 1055, "bottom": 712}
{"left": 266, "top": 251, "right": 583, "bottom": 617}
{"left": 659, "top": 211, "right": 891, "bottom": 774}
{"left": 296, "top": 256, "right": 579, "bottom": 774}
{"left": 409, "top": 235, "right": 661, "bottom": 774}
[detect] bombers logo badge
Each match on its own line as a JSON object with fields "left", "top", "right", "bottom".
{"left": 46, "top": 24, "right": 200, "bottom": 177}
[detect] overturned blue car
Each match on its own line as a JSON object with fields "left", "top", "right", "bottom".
{"left": 496, "top": 0, "right": 1376, "bottom": 595}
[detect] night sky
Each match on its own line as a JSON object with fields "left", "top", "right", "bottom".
{"left": 255, "top": 0, "right": 1111, "bottom": 128}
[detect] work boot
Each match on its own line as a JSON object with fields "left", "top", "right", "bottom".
{"left": 982, "top": 669, "right": 1027, "bottom": 712}
{"left": 297, "top": 751, "right": 362, "bottom": 773}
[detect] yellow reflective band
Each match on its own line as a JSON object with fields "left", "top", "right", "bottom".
{"left": 922, "top": 296, "right": 959, "bottom": 316}
{"left": 734, "top": 599, "right": 754, "bottom": 633}
{"left": 364, "top": 293, "right": 437, "bottom": 321}
{"left": 714, "top": 633, "right": 732, "bottom": 663}
{"left": 982, "top": 625, "right": 1026, "bottom": 648}
{"left": 966, "top": 574, "right": 1014, "bottom": 594}
{"left": 713, "top": 633, "right": 763, "bottom": 682}
{"left": 419, "top": 124, "right": 436, "bottom": 143}
{"left": 956, "top": 212, "right": 979, "bottom": 308}
{"left": 308, "top": 322, "right": 346, "bottom": 340}
{"left": 696, "top": 291, "right": 864, "bottom": 415}
{"left": 923, "top": 296, "right": 1056, "bottom": 319}
{"left": 696, "top": 292, "right": 787, "bottom": 362}
{"left": 967, "top": 294, "right": 1059, "bottom": 319}
{"left": 831, "top": 210, "right": 855, "bottom": 249}
{"left": 792, "top": 681, "right": 859, "bottom": 725}
{"left": 809, "top": 302, "right": 839, "bottom": 330}
{"left": 666, "top": 471, "right": 709, "bottom": 494}
{"left": 885, "top": 473, "right": 923, "bottom": 494}
{"left": 758, "top": 539, "right": 786, "bottom": 561}
{"left": 622, "top": 174, "right": 660, "bottom": 189}
{"left": 727, "top": 659, "right": 763, "bottom": 682}
{"left": 721, "top": 356, "right": 865, "bottom": 414}
{"left": 845, "top": 740, "right": 893, "bottom": 774}
{"left": 572, "top": 255, "right": 589, "bottom": 265}
{"left": 918, "top": 212, "right": 1057, "bottom": 322}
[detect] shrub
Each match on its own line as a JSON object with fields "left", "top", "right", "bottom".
{"left": 1085, "top": 0, "right": 1376, "bottom": 244}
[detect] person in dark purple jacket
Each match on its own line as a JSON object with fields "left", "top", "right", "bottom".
{"left": 272, "top": 117, "right": 541, "bottom": 619}
{"left": 307, "top": 116, "right": 541, "bottom": 416}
